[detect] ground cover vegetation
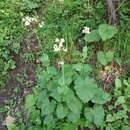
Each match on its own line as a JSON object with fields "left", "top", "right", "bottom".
{"left": 0, "top": 0, "right": 130, "bottom": 130}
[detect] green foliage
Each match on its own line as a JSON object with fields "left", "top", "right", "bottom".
{"left": 98, "top": 24, "right": 118, "bottom": 41}
{"left": 25, "top": 52, "right": 111, "bottom": 129}
{"left": 0, "top": 0, "right": 130, "bottom": 130}
{"left": 85, "top": 30, "right": 101, "bottom": 42}
{"left": 0, "top": 0, "right": 25, "bottom": 88}
{"left": 84, "top": 105, "right": 105, "bottom": 126}
{"left": 85, "top": 24, "right": 118, "bottom": 42}
{"left": 97, "top": 51, "right": 114, "bottom": 66}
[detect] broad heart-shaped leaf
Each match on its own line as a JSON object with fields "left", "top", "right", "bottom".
{"left": 63, "top": 64, "right": 74, "bottom": 77}
{"left": 85, "top": 30, "right": 101, "bottom": 42}
{"left": 98, "top": 24, "right": 118, "bottom": 41}
{"left": 50, "top": 89, "right": 61, "bottom": 102}
{"left": 105, "top": 51, "right": 114, "bottom": 62}
{"left": 63, "top": 88, "right": 82, "bottom": 114}
{"left": 41, "top": 98, "right": 56, "bottom": 116}
{"left": 84, "top": 105, "right": 104, "bottom": 126}
{"left": 97, "top": 51, "right": 114, "bottom": 66}
{"left": 44, "top": 114, "right": 54, "bottom": 125}
{"left": 57, "top": 85, "right": 69, "bottom": 95}
{"left": 40, "top": 53, "right": 50, "bottom": 66}
{"left": 97, "top": 51, "right": 107, "bottom": 65}
{"left": 67, "top": 112, "right": 80, "bottom": 123}
{"left": 73, "top": 63, "right": 83, "bottom": 72}
{"left": 93, "top": 105, "right": 105, "bottom": 126}
{"left": 38, "top": 71, "right": 50, "bottom": 87}
{"left": 92, "top": 88, "right": 111, "bottom": 104}
{"left": 47, "top": 66, "right": 57, "bottom": 76}
{"left": 58, "top": 76, "right": 72, "bottom": 86}
{"left": 74, "top": 77, "right": 97, "bottom": 103}
{"left": 56, "top": 104, "right": 68, "bottom": 119}
{"left": 26, "top": 1, "right": 39, "bottom": 9}
{"left": 47, "top": 81, "right": 62, "bottom": 102}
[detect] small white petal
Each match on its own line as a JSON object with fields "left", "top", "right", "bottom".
{"left": 82, "top": 26, "right": 90, "bottom": 34}
{"left": 39, "top": 23, "right": 43, "bottom": 28}
{"left": 59, "top": 42, "right": 63, "bottom": 47}
{"left": 22, "top": 18, "right": 25, "bottom": 22}
{"left": 60, "top": 38, "right": 65, "bottom": 43}
{"left": 63, "top": 48, "right": 67, "bottom": 52}
{"left": 39, "top": 21, "right": 45, "bottom": 28}
{"left": 55, "top": 38, "right": 60, "bottom": 42}
{"left": 53, "top": 44, "right": 60, "bottom": 52}
{"left": 25, "top": 21, "right": 30, "bottom": 26}
{"left": 41, "top": 21, "right": 45, "bottom": 25}
{"left": 58, "top": 61, "right": 64, "bottom": 65}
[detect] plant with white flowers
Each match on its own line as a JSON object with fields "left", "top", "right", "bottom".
{"left": 22, "top": 16, "right": 37, "bottom": 26}
{"left": 82, "top": 26, "right": 90, "bottom": 34}
{"left": 58, "top": 61, "right": 64, "bottom": 65}
{"left": 39, "top": 21, "right": 45, "bottom": 28}
{"left": 53, "top": 38, "right": 67, "bottom": 52}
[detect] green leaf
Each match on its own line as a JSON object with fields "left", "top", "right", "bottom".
{"left": 98, "top": 24, "right": 118, "bottom": 41}
{"left": 93, "top": 105, "right": 104, "bottom": 126}
{"left": 97, "top": 51, "right": 107, "bottom": 65}
{"left": 38, "top": 71, "right": 50, "bottom": 87}
{"left": 8, "top": 124, "right": 17, "bottom": 130}
{"left": 84, "top": 105, "right": 104, "bottom": 126}
{"left": 115, "top": 96, "right": 125, "bottom": 106}
{"left": 25, "top": 94, "right": 36, "bottom": 110}
{"left": 58, "top": 76, "right": 72, "bottom": 86}
{"left": 50, "top": 89, "right": 61, "bottom": 102}
{"left": 40, "top": 53, "right": 50, "bottom": 66}
{"left": 92, "top": 88, "right": 111, "bottom": 104}
{"left": 63, "top": 89, "right": 82, "bottom": 113}
{"left": 97, "top": 51, "right": 114, "bottom": 65}
{"left": 61, "top": 123, "right": 78, "bottom": 130}
{"left": 115, "top": 78, "right": 122, "bottom": 89}
{"left": 44, "top": 114, "right": 53, "bottom": 125}
{"left": 41, "top": 98, "right": 56, "bottom": 115}
{"left": 26, "top": 1, "right": 39, "bottom": 9}
{"left": 63, "top": 64, "right": 74, "bottom": 77}
{"left": 56, "top": 104, "right": 68, "bottom": 119}
{"left": 84, "top": 107, "right": 94, "bottom": 122}
{"left": 57, "top": 85, "right": 69, "bottom": 95}
{"left": 85, "top": 30, "right": 101, "bottom": 42}
{"left": 105, "top": 51, "right": 114, "bottom": 62}
{"left": 67, "top": 112, "right": 80, "bottom": 123}
{"left": 74, "top": 77, "right": 97, "bottom": 103}
{"left": 47, "top": 66, "right": 57, "bottom": 76}
{"left": 81, "top": 64, "right": 92, "bottom": 76}
{"left": 47, "top": 80, "right": 61, "bottom": 102}
{"left": 73, "top": 63, "right": 83, "bottom": 72}
{"left": 106, "top": 114, "right": 116, "bottom": 122}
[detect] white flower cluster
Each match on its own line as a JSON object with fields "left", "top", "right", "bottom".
{"left": 53, "top": 38, "right": 67, "bottom": 52}
{"left": 39, "top": 21, "right": 45, "bottom": 28}
{"left": 58, "top": 61, "right": 64, "bottom": 65}
{"left": 82, "top": 26, "right": 90, "bottom": 34}
{"left": 22, "top": 16, "right": 37, "bottom": 26}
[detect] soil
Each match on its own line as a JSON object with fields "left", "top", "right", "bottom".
{"left": 0, "top": 34, "right": 39, "bottom": 129}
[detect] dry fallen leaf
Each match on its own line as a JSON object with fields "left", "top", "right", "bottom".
{"left": 98, "top": 71, "right": 108, "bottom": 80}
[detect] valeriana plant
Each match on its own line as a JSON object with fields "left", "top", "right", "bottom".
{"left": 25, "top": 51, "right": 111, "bottom": 129}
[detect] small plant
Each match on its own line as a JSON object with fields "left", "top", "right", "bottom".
{"left": 85, "top": 24, "right": 118, "bottom": 42}
{"left": 25, "top": 52, "right": 111, "bottom": 129}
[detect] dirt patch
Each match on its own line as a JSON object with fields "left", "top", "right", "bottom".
{"left": 0, "top": 34, "right": 39, "bottom": 129}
